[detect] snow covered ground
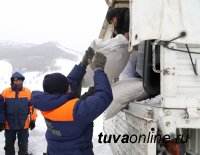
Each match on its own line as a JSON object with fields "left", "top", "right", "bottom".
{"left": 0, "top": 60, "right": 113, "bottom": 155}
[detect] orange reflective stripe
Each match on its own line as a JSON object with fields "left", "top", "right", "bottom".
{"left": 2, "top": 87, "right": 31, "bottom": 99}
{"left": 19, "top": 88, "right": 31, "bottom": 101}
{"left": 24, "top": 117, "right": 31, "bottom": 129}
{"left": 2, "top": 88, "right": 15, "bottom": 99}
{"left": 41, "top": 98, "right": 79, "bottom": 121}
{"left": 30, "top": 107, "right": 38, "bottom": 120}
{"left": 5, "top": 121, "right": 9, "bottom": 130}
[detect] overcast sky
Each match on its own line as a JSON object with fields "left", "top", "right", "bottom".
{"left": 0, "top": 0, "right": 108, "bottom": 52}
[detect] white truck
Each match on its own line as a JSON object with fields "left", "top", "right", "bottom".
{"left": 100, "top": 0, "right": 200, "bottom": 154}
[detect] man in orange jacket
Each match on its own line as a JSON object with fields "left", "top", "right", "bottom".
{"left": 0, "top": 72, "right": 37, "bottom": 155}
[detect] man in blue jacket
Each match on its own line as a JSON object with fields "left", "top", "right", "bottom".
{"left": 32, "top": 49, "right": 113, "bottom": 155}
{"left": 32, "top": 47, "right": 94, "bottom": 111}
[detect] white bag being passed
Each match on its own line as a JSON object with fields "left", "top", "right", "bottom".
{"left": 82, "top": 34, "right": 130, "bottom": 87}
{"left": 105, "top": 78, "right": 149, "bottom": 120}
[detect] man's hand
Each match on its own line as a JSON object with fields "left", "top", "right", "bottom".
{"left": 90, "top": 52, "right": 107, "bottom": 71}
{"left": 0, "top": 123, "right": 4, "bottom": 132}
{"left": 81, "top": 47, "right": 95, "bottom": 66}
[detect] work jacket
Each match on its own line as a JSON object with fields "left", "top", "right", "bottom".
{"left": 2, "top": 87, "right": 37, "bottom": 130}
{"left": 32, "top": 69, "right": 113, "bottom": 155}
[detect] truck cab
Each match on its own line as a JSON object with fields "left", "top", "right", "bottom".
{"left": 100, "top": 0, "right": 200, "bottom": 154}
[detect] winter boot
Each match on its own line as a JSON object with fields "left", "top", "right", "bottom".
{"left": 4, "top": 141, "right": 15, "bottom": 155}
{"left": 18, "top": 143, "right": 29, "bottom": 155}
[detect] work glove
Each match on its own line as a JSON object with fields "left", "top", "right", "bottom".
{"left": 29, "top": 121, "right": 35, "bottom": 130}
{"left": 90, "top": 52, "right": 107, "bottom": 71}
{"left": 81, "top": 47, "right": 95, "bottom": 66}
{"left": 0, "top": 123, "right": 4, "bottom": 132}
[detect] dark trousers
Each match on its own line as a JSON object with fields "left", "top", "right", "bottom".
{"left": 5, "top": 129, "right": 29, "bottom": 144}
{"left": 4, "top": 129, "right": 29, "bottom": 155}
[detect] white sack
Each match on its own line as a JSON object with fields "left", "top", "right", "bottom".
{"left": 105, "top": 78, "right": 149, "bottom": 120}
{"left": 82, "top": 34, "right": 130, "bottom": 87}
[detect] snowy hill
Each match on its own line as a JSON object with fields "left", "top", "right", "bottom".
{"left": 0, "top": 41, "right": 81, "bottom": 73}
{"left": 0, "top": 40, "right": 35, "bottom": 49}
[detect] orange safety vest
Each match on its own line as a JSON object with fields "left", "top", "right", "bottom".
{"left": 41, "top": 98, "right": 79, "bottom": 121}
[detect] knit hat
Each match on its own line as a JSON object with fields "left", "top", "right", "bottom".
{"left": 43, "top": 73, "right": 69, "bottom": 94}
